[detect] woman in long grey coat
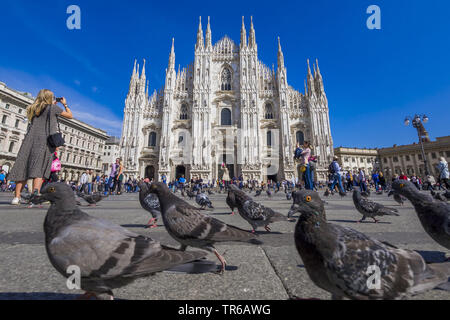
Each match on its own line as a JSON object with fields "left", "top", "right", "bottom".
{"left": 8, "top": 89, "right": 73, "bottom": 204}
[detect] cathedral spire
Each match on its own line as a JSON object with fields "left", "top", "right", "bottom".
{"left": 306, "top": 59, "right": 315, "bottom": 96}
{"left": 129, "top": 59, "right": 137, "bottom": 91}
{"left": 248, "top": 16, "right": 256, "bottom": 49}
{"left": 168, "top": 38, "right": 175, "bottom": 69}
{"left": 277, "top": 37, "right": 285, "bottom": 69}
{"left": 196, "top": 16, "right": 204, "bottom": 50}
{"left": 240, "top": 16, "right": 247, "bottom": 48}
{"left": 205, "top": 16, "right": 212, "bottom": 49}
{"left": 140, "top": 59, "right": 146, "bottom": 80}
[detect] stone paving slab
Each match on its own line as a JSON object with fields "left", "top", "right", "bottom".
{"left": 0, "top": 190, "right": 448, "bottom": 300}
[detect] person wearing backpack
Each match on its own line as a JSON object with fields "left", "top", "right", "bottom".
{"left": 329, "top": 156, "right": 345, "bottom": 194}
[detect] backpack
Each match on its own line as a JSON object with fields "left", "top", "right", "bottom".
{"left": 294, "top": 148, "right": 303, "bottom": 159}
{"left": 328, "top": 162, "right": 336, "bottom": 174}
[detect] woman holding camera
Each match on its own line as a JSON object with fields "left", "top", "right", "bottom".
{"left": 8, "top": 89, "right": 73, "bottom": 205}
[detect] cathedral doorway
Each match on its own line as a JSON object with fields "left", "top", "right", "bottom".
{"left": 219, "top": 154, "right": 234, "bottom": 180}
{"left": 145, "top": 165, "right": 155, "bottom": 180}
{"left": 175, "top": 165, "right": 186, "bottom": 180}
{"left": 266, "top": 164, "right": 278, "bottom": 182}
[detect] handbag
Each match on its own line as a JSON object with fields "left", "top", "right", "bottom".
{"left": 46, "top": 105, "right": 65, "bottom": 148}
{"left": 51, "top": 157, "right": 61, "bottom": 172}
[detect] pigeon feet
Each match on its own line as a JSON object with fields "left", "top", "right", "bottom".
{"left": 230, "top": 211, "right": 235, "bottom": 215}
{"left": 264, "top": 225, "right": 272, "bottom": 232}
{"left": 213, "top": 249, "right": 227, "bottom": 274}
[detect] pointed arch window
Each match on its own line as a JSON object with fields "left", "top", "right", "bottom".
{"left": 267, "top": 131, "right": 272, "bottom": 147}
{"left": 180, "top": 103, "right": 188, "bottom": 120}
{"left": 265, "top": 103, "right": 274, "bottom": 119}
{"left": 148, "top": 132, "right": 157, "bottom": 147}
{"left": 221, "top": 108, "right": 232, "bottom": 126}
{"left": 220, "top": 67, "right": 232, "bottom": 91}
{"left": 296, "top": 131, "right": 304, "bottom": 145}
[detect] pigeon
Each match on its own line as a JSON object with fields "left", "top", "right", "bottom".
{"left": 35, "top": 183, "right": 216, "bottom": 300}
{"left": 76, "top": 192, "right": 108, "bottom": 206}
{"left": 388, "top": 190, "right": 405, "bottom": 206}
{"left": 339, "top": 190, "right": 347, "bottom": 197}
{"left": 361, "top": 191, "right": 370, "bottom": 198}
{"left": 226, "top": 189, "right": 237, "bottom": 215}
{"left": 288, "top": 189, "right": 327, "bottom": 220}
{"left": 186, "top": 190, "right": 195, "bottom": 199}
{"left": 293, "top": 189, "right": 450, "bottom": 300}
{"left": 433, "top": 191, "right": 448, "bottom": 202}
{"left": 392, "top": 180, "right": 450, "bottom": 250}
{"left": 228, "top": 184, "right": 292, "bottom": 232}
{"left": 137, "top": 181, "right": 161, "bottom": 229}
{"left": 255, "top": 189, "right": 262, "bottom": 197}
{"left": 207, "top": 189, "right": 214, "bottom": 195}
{"left": 286, "top": 192, "right": 292, "bottom": 201}
{"left": 147, "top": 182, "right": 262, "bottom": 273}
{"left": 443, "top": 190, "right": 450, "bottom": 200}
{"left": 195, "top": 192, "right": 214, "bottom": 209}
{"left": 323, "top": 189, "right": 331, "bottom": 197}
{"left": 352, "top": 189, "right": 399, "bottom": 223}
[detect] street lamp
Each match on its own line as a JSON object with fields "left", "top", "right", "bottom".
{"left": 404, "top": 114, "right": 430, "bottom": 176}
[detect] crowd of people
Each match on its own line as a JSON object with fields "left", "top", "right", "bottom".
{"left": 0, "top": 88, "right": 448, "bottom": 203}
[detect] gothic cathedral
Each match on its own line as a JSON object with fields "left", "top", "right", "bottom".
{"left": 120, "top": 17, "right": 334, "bottom": 182}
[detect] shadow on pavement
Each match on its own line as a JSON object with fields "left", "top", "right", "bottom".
{"left": 415, "top": 250, "right": 448, "bottom": 263}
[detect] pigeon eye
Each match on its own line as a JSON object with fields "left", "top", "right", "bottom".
{"left": 305, "top": 196, "right": 312, "bottom": 202}
{"left": 399, "top": 184, "right": 404, "bottom": 188}
{"left": 48, "top": 187, "right": 56, "bottom": 193}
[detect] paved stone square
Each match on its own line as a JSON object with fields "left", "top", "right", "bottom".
{"left": 0, "top": 189, "right": 448, "bottom": 300}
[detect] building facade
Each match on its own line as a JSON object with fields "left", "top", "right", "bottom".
{"left": 120, "top": 17, "right": 334, "bottom": 182}
{"left": 378, "top": 136, "right": 450, "bottom": 180}
{"left": 0, "top": 81, "right": 109, "bottom": 181}
{"left": 334, "top": 147, "right": 379, "bottom": 173}
{"left": 101, "top": 136, "right": 121, "bottom": 175}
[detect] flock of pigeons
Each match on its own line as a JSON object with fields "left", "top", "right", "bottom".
{"left": 29, "top": 179, "right": 449, "bottom": 300}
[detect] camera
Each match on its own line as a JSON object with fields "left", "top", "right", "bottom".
{"left": 55, "top": 97, "right": 63, "bottom": 102}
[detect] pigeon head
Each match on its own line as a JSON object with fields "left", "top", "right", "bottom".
{"left": 137, "top": 181, "right": 150, "bottom": 193}
{"left": 392, "top": 180, "right": 432, "bottom": 204}
{"left": 292, "top": 190, "right": 326, "bottom": 219}
{"left": 38, "top": 182, "right": 76, "bottom": 206}
{"left": 148, "top": 182, "right": 170, "bottom": 195}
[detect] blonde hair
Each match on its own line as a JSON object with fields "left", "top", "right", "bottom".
{"left": 27, "top": 89, "right": 54, "bottom": 122}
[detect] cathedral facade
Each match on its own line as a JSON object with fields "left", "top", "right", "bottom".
{"left": 120, "top": 17, "right": 334, "bottom": 183}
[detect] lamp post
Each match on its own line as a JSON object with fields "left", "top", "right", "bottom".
{"left": 404, "top": 114, "right": 430, "bottom": 176}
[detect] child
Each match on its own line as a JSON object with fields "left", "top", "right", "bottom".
{"left": 294, "top": 143, "right": 303, "bottom": 160}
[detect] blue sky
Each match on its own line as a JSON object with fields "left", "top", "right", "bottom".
{"left": 0, "top": 0, "right": 449, "bottom": 148}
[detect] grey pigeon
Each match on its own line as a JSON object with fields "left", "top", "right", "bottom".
{"left": 293, "top": 189, "right": 450, "bottom": 300}
{"left": 186, "top": 190, "right": 195, "bottom": 199}
{"left": 138, "top": 181, "right": 161, "bottom": 228}
{"left": 392, "top": 180, "right": 450, "bottom": 250}
{"left": 255, "top": 189, "right": 262, "bottom": 197}
{"left": 76, "top": 192, "right": 108, "bottom": 206}
{"left": 324, "top": 189, "right": 331, "bottom": 197}
{"left": 228, "top": 184, "right": 292, "bottom": 232}
{"left": 207, "top": 189, "right": 214, "bottom": 195}
{"left": 288, "top": 189, "right": 327, "bottom": 220}
{"left": 147, "top": 182, "right": 262, "bottom": 273}
{"left": 36, "top": 183, "right": 215, "bottom": 300}
{"left": 388, "top": 190, "right": 405, "bottom": 206}
{"left": 226, "top": 188, "right": 237, "bottom": 215}
{"left": 195, "top": 192, "right": 213, "bottom": 209}
{"left": 352, "top": 189, "right": 399, "bottom": 223}
{"left": 286, "top": 192, "right": 292, "bottom": 201}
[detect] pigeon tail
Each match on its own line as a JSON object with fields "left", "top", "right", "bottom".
{"left": 380, "top": 208, "right": 400, "bottom": 216}
{"left": 410, "top": 262, "right": 450, "bottom": 294}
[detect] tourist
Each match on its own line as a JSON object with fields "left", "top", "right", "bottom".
{"left": 358, "top": 168, "right": 368, "bottom": 192}
{"left": 300, "top": 141, "right": 313, "bottom": 190}
{"left": 329, "top": 156, "right": 345, "bottom": 194}
{"left": 8, "top": 90, "right": 73, "bottom": 205}
{"left": 116, "top": 160, "right": 124, "bottom": 195}
{"left": 437, "top": 157, "right": 450, "bottom": 190}
{"left": 109, "top": 158, "right": 120, "bottom": 194}
{"left": 0, "top": 170, "right": 6, "bottom": 192}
